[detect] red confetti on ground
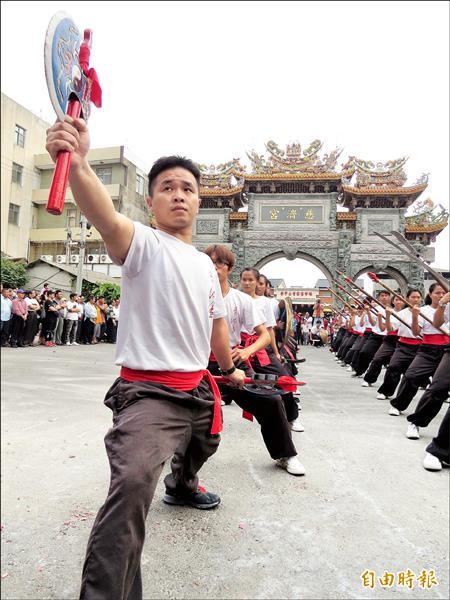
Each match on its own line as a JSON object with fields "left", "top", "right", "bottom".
{"left": 238, "top": 523, "right": 246, "bottom": 530}
{"left": 1, "top": 573, "right": 10, "bottom": 579}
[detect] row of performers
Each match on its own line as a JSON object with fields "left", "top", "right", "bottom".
{"left": 330, "top": 283, "right": 450, "bottom": 471}
{"left": 205, "top": 244, "right": 307, "bottom": 476}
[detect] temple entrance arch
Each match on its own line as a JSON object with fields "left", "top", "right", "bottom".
{"left": 255, "top": 250, "right": 335, "bottom": 286}
{"left": 256, "top": 252, "right": 334, "bottom": 314}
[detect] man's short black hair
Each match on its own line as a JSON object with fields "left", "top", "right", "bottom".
{"left": 148, "top": 156, "right": 201, "bottom": 196}
{"left": 70, "top": 293, "right": 77, "bottom": 300}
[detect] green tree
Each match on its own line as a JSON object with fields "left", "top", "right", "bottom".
{"left": 92, "top": 282, "right": 121, "bottom": 304}
{"left": 1, "top": 257, "right": 28, "bottom": 289}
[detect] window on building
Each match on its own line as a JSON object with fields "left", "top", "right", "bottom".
{"left": 32, "top": 167, "right": 41, "bottom": 190}
{"left": 15, "top": 125, "right": 26, "bottom": 147}
{"left": 12, "top": 162, "right": 23, "bottom": 185}
{"left": 8, "top": 203, "right": 20, "bottom": 225}
{"left": 136, "top": 174, "right": 145, "bottom": 196}
{"left": 66, "top": 208, "right": 77, "bottom": 229}
{"left": 96, "top": 167, "right": 112, "bottom": 185}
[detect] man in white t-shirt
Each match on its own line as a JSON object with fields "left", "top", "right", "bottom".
{"left": 65, "top": 293, "right": 80, "bottom": 345}
{"left": 205, "top": 245, "right": 305, "bottom": 476}
{"left": 46, "top": 119, "right": 245, "bottom": 600}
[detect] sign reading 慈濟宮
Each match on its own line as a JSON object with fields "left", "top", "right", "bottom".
{"left": 259, "top": 205, "right": 324, "bottom": 223}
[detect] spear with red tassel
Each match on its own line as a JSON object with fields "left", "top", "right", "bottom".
{"left": 333, "top": 280, "right": 379, "bottom": 317}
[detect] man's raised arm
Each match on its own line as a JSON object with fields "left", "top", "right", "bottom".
{"left": 46, "top": 116, "right": 134, "bottom": 263}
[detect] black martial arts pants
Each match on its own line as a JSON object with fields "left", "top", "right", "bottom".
{"left": 347, "top": 332, "right": 368, "bottom": 367}
{"left": 407, "top": 348, "right": 450, "bottom": 427}
{"left": 426, "top": 406, "right": 450, "bottom": 464}
{"left": 337, "top": 333, "right": 358, "bottom": 360}
{"left": 363, "top": 335, "right": 398, "bottom": 384}
{"left": 391, "top": 345, "right": 445, "bottom": 412}
{"left": 353, "top": 333, "right": 384, "bottom": 376}
{"left": 79, "top": 378, "right": 220, "bottom": 600}
{"left": 331, "top": 327, "right": 346, "bottom": 352}
{"left": 377, "top": 342, "right": 420, "bottom": 398}
{"left": 209, "top": 362, "right": 297, "bottom": 460}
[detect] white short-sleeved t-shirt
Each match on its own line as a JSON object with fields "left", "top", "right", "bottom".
{"left": 66, "top": 301, "right": 79, "bottom": 321}
{"left": 396, "top": 307, "right": 421, "bottom": 339}
{"left": 355, "top": 314, "right": 367, "bottom": 333}
{"left": 114, "top": 223, "right": 226, "bottom": 371}
{"left": 372, "top": 306, "right": 387, "bottom": 336}
{"left": 223, "top": 288, "right": 264, "bottom": 347}
{"left": 269, "top": 297, "right": 280, "bottom": 321}
{"left": 419, "top": 304, "right": 449, "bottom": 335}
{"left": 241, "top": 294, "right": 276, "bottom": 334}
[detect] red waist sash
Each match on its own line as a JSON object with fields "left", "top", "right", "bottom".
{"left": 365, "top": 328, "right": 372, "bottom": 333}
{"left": 422, "top": 334, "right": 450, "bottom": 346}
{"left": 387, "top": 330, "right": 399, "bottom": 336}
{"left": 399, "top": 337, "right": 421, "bottom": 346}
{"left": 120, "top": 367, "right": 222, "bottom": 434}
{"left": 240, "top": 333, "right": 271, "bottom": 366}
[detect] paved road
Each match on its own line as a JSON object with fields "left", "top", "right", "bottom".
{"left": 1, "top": 344, "right": 448, "bottom": 599}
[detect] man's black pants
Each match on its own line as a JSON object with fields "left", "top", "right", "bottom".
{"left": 377, "top": 342, "right": 420, "bottom": 397}
{"left": 363, "top": 335, "right": 398, "bottom": 384}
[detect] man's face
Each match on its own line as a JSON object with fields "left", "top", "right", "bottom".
{"left": 147, "top": 168, "right": 200, "bottom": 233}
{"left": 379, "top": 292, "right": 391, "bottom": 306}
{"left": 2, "top": 289, "right": 11, "bottom": 298}
{"left": 56, "top": 292, "right": 62, "bottom": 300}
{"left": 79, "top": 296, "right": 84, "bottom": 303}
{"left": 17, "top": 292, "right": 25, "bottom": 299}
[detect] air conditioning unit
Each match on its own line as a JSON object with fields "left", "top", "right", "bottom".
{"left": 40, "top": 254, "right": 54, "bottom": 262}
{"left": 56, "top": 255, "right": 67, "bottom": 264}
{"left": 70, "top": 255, "right": 80, "bottom": 264}
{"left": 99, "top": 254, "right": 112, "bottom": 264}
{"left": 86, "top": 254, "right": 99, "bottom": 263}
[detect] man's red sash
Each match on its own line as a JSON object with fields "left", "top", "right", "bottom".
{"left": 120, "top": 367, "right": 222, "bottom": 434}
{"left": 240, "top": 332, "right": 271, "bottom": 366}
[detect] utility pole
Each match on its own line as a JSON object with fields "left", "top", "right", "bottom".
{"left": 76, "top": 214, "right": 87, "bottom": 294}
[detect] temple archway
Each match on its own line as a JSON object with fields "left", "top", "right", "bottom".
{"left": 353, "top": 265, "right": 409, "bottom": 295}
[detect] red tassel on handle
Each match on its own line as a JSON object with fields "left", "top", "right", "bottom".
{"left": 46, "top": 99, "right": 82, "bottom": 215}
{"left": 367, "top": 272, "right": 379, "bottom": 282}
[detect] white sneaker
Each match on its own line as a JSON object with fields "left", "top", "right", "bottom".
{"left": 277, "top": 456, "right": 305, "bottom": 476}
{"left": 65, "top": 342, "right": 71, "bottom": 346}
{"left": 361, "top": 381, "right": 372, "bottom": 388}
{"left": 71, "top": 342, "right": 79, "bottom": 346}
{"left": 388, "top": 407, "right": 401, "bottom": 416}
{"left": 290, "top": 418, "right": 304, "bottom": 432}
{"left": 377, "top": 393, "right": 388, "bottom": 400}
{"left": 346, "top": 365, "right": 352, "bottom": 372}
{"left": 423, "top": 452, "right": 442, "bottom": 471}
{"left": 406, "top": 423, "right": 420, "bottom": 439}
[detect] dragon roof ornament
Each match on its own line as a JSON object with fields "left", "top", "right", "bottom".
{"left": 246, "top": 139, "right": 344, "bottom": 174}
{"left": 197, "top": 159, "right": 246, "bottom": 191}
{"left": 407, "top": 198, "right": 449, "bottom": 227}
{"left": 343, "top": 156, "right": 409, "bottom": 188}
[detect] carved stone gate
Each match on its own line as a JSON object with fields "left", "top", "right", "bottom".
{"left": 191, "top": 141, "right": 448, "bottom": 293}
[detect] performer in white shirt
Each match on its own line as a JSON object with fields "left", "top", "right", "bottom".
{"left": 361, "top": 295, "right": 406, "bottom": 387}
{"left": 204, "top": 245, "right": 305, "bottom": 475}
{"left": 377, "top": 289, "right": 423, "bottom": 400}
{"left": 46, "top": 116, "right": 245, "bottom": 600}
{"left": 390, "top": 284, "right": 450, "bottom": 435}
{"left": 352, "top": 291, "right": 391, "bottom": 377}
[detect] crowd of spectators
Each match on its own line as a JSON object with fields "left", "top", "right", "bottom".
{"left": 1, "top": 283, "right": 120, "bottom": 348}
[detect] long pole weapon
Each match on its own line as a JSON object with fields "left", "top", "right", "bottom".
{"left": 366, "top": 272, "right": 449, "bottom": 335}
{"left": 327, "top": 288, "right": 354, "bottom": 311}
{"left": 335, "top": 270, "right": 415, "bottom": 332}
{"left": 373, "top": 231, "right": 449, "bottom": 292}
{"left": 333, "top": 280, "right": 379, "bottom": 317}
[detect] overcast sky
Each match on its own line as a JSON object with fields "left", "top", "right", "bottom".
{"left": 2, "top": 1, "right": 448, "bottom": 286}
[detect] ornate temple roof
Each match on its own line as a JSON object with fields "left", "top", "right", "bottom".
{"left": 198, "top": 159, "right": 245, "bottom": 207}
{"left": 244, "top": 139, "right": 354, "bottom": 181}
{"left": 340, "top": 157, "right": 429, "bottom": 207}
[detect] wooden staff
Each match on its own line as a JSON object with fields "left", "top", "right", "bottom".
{"left": 327, "top": 288, "right": 354, "bottom": 311}
{"left": 333, "top": 280, "right": 379, "bottom": 317}
{"left": 335, "top": 270, "right": 415, "bottom": 332}
{"left": 367, "top": 272, "right": 449, "bottom": 335}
